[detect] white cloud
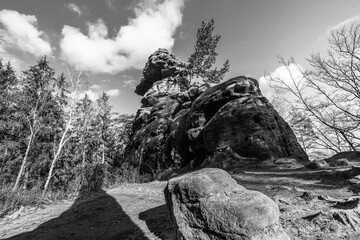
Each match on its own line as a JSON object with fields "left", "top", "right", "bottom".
{"left": 80, "top": 90, "right": 99, "bottom": 101}
{"left": 106, "top": 89, "right": 120, "bottom": 97}
{"left": 122, "top": 79, "right": 138, "bottom": 88}
{"left": 259, "top": 64, "right": 305, "bottom": 100}
{"left": 329, "top": 16, "right": 360, "bottom": 31}
{"left": 60, "top": 0, "right": 185, "bottom": 74}
{"left": 316, "top": 16, "right": 360, "bottom": 44}
{"left": 90, "top": 84, "right": 102, "bottom": 90}
{"left": 0, "top": 45, "right": 22, "bottom": 71}
{"left": 66, "top": 3, "right": 82, "bottom": 16}
{"left": 100, "top": 79, "right": 112, "bottom": 83}
{"left": 78, "top": 87, "right": 120, "bottom": 101}
{"left": 0, "top": 9, "right": 52, "bottom": 57}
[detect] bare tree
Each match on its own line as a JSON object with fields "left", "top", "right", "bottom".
{"left": 43, "top": 66, "right": 83, "bottom": 192}
{"left": 267, "top": 22, "right": 360, "bottom": 154}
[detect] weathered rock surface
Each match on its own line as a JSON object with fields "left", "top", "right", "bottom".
{"left": 141, "top": 76, "right": 188, "bottom": 107}
{"left": 185, "top": 76, "right": 308, "bottom": 166}
{"left": 135, "top": 48, "right": 189, "bottom": 96}
{"left": 325, "top": 151, "right": 360, "bottom": 167}
{"left": 279, "top": 191, "right": 360, "bottom": 239}
{"left": 305, "top": 160, "right": 330, "bottom": 169}
{"left": 125, "top": 49, "right": 308, "bottom": 175}
{"left": 164, "top": 168, "right": 290, "bottom": 240}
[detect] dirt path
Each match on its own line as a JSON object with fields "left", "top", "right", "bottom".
{"left": 0, "top": 181, "right": 173, "bottom": 240}
{"left": 1, "top": 168, "right": 360, "bottom": 240}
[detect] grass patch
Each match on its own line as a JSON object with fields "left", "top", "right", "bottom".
{"left": 0, "top": 186, "right": 44, "bottom": 218}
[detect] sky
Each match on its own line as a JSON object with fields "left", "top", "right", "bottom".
{"left": 1, "top": 0, "right": 360, "bottom": 114}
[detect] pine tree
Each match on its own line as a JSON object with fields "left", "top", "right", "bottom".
{"left": 0, "top": 60, "right": 21, "bottom": 185}
{"left": 110, "top": 113, "right": 134, "bottom": 166}
{"left": 188, "top": 19, "right": 230, "bottom": 84}
{"left": 12, "top": 57, "right": 58, "bottom": 191}
{"left": 95, "top": 92, "right": 112, "bottom": 165}
{"left": 74, "top": 94, "right": 96, "bottom": 167}
{"left": 43, "top": 68, "right": 84, "bottom": 192}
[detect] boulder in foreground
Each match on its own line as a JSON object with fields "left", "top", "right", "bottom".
{"left": 164, "top": 168, "right": 290, "bottom": 240}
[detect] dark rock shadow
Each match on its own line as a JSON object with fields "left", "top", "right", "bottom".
{"left": 139, "top": 204, "right": 175, "bottom": 240}
{"left": 2, "top": 165, "right": 149, "bottom": 240}
{"left": 347, "top": 184, "right": 360, "bottom": 195}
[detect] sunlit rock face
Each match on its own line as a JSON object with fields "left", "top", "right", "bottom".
{"left": 125, "top": 49, "right": 308, "bottom": 176}
{"left": 164, "top": 168, "right": 291, "bottom": 240}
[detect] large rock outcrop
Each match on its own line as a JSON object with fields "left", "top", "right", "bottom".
{"left": 184, "top": 76, "right": 308, "bottom": 166}
{"left": 125, "top": 49, "right": 308, "bottom": 175}
{"left": 164, "top": 168, "right": 290, "bottom": 239}
{"left": 135, "top": 48, "right": 189, "bottom": 96}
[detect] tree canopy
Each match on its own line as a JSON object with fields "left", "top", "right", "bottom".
{"left": 188, "top": 19, "right": 230, "bottom": 84}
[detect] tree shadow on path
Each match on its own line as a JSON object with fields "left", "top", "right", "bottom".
{"left": 2, "top": 166, "right": 149, "bottom": 240}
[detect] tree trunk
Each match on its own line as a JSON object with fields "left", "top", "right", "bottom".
{"left": 12, "top": 133, "right": 33, "bottom": 191}
{"left": 43, "top": 124, "right": 71, "bottom": 192}
{"left": 82, "top": 148, "right": 86, "bottom": 167}
{"left": 101, "top": 144, "right": 105, "bottom": 164}
{"left": 22, "top": 167, "right": 29, "bottom": 190}
{"left": 43, "top": 152, "right": 59, "bottom": 192}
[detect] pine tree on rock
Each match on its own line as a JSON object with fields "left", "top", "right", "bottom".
{"left": 188, "top": 19, "right": 230, "bottom": 84}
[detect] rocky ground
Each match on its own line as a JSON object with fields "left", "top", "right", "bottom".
{"left": 1, "top": 167, "right": 360, "bottom": 240}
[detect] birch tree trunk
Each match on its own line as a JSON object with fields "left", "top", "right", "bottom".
{"left": 12, "top": 133, "right": 33, "bottom": 191}
{"left": 43, "top": 121, "right": 72, "bottom": 192}
{"left": 43, "top": 67, "right": 82, "bottom": 192}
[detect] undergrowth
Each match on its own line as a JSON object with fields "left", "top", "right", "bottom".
{"left": 0, "top": 163, "right": 148, "bottom": 219}
{"left": 0, "top": 186, "right": 44, "bottom": 218}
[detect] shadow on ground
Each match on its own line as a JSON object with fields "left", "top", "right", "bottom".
{"left": 2, "top": 164, "right": 151, "bottom": 240}
{"left": 139, "top": 204, "right": 174, "bottom": 240}
{"left": 2, "top": 187, "right": 149, "bottom": 240}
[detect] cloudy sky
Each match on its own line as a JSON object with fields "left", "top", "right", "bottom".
{"left": 1, "top": 0, "right": 360, "bottom": 114}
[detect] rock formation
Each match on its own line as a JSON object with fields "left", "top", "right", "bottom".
{"left": 164, "top": 168, "right": 290, "bottom": 239}
{"left": 135, "top": 48, "right": 189, "bottom": 96}
{"left": 125, "top": 48, "right": 308, "bottom": 175}
{"left": 325, "top": 151, "right": 360, "bottom": 167}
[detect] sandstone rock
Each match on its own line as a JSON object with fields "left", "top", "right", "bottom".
{"left": 128, "top": 50, "right": 308, "bottom": 173}
{"left": 164, "top": 168, "right": 290, "bottom": 240}
{"left": 135, "top": 49, "right": 189, "bottom": 96}
{"left": 125, "top": 98, "right": 182, "bottom": 171}
{"left": 325, "top": 151, "right": 360, "bottom": 166}
{"left": 272, "top": 157, "right": 305, "bottom": 169}
{"left": 141, "top": 76, "right": 188, "bottom": 107}
{"left": 306, "top": 160, "right": 329, "bottom": 169}
{"left": 200, "top": 145, "right": 259, "bottom": 169}
{"left": 185, "top": 76, "right": 308, "bottom": 166}
{"left": 127, "top": 74, "right": 308, "bottom": 174}
{"left": 349, "top": 175, "right": 360, "bottom": 184}
{"left": 330, "top": 158, "right": 352, "bottom": 167}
